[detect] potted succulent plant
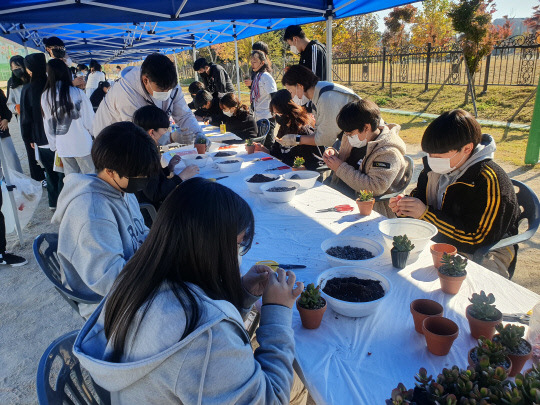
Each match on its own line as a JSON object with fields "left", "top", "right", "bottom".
{"left": 437, "top": 253, "right": 467, "bottom": 295}
{"left": 355, "top": 190, "right": 375, "bottom": 216}
{"left": 194, "top": 136, "right": 207, "bottom": 154}
{"left": 292, "top": 156, "right": 306, "bottom": 171}
{"left": 468, "top": 336, "right": 512, "bottom": 375}
{"left": 296, "top": 283, "right": 326, "bottom": 329}
{"left": 245, "top": 138, "right": 255, "bottom": 154}
{"left": 493, "top": 323, "right": 532, "bottom": 377}
{"left": 466, "top": 291, "right": 502, "bottom": 339}
{"left": 391, "top": 234, "right": 414, "bottom": 269}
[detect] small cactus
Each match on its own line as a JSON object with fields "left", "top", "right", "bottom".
{"left": 297, "top": 283, "right": 325, "bottom": 310}
{"left": 195, "top": 136, "right": 207, "bottom": 144}
{"left": 293, "top": 156, "right": 305, "bottom": 168}
{"left": 495, "top": 323, "right": 526, "bottom": 352}
{"left": 356, "top": 190, "right": 374, "bottom": 202}
{"left": 469, "top": 291, "right": 500, "bottom": 321}
{"left": 245, "top": 138, "right": 254, "bottom": 146}
{"left": 392, "top": 235, "right": 415, "bottom": 252}
{"left": 438, "top": 254, "right": 468, "bottom": 277}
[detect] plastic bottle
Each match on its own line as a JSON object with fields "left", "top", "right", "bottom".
{"left": 527, "top": 302, "right": 540, "bottom": 364}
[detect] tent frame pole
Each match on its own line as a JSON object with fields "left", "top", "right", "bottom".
{"left": 234, "top": 25, "right": 241, "bottom": 101}
{"left": 192, "top": 46, "right": 198, "bottom": 81}
{"left": 325, "top": 2, "right": 334, "bottom": 82}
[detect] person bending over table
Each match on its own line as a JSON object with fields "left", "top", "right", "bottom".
{"left": 278, "top": 65, "right": 360, "bottom": 148}
{"left": 74, "top": 178, "right": 308, "bottom": 405}
{"left": 187, "top": 80, "right": 204, "bottom": 110}
{"left": 193, "top": 89, "right": 224, "bottom": 125}
{"left": 219, "top": 92, "right": 258, "bottom": 142}
{"left": 52, "top": 122, "right": 161, "bottom": 319}
{"left": 133, "top": 105, "right": 199, "bottom": 210}
{"left": 255, "top": 89, "right": 324, "bottom": 171}
{"left": 389, "top": 109, "right": 520, "bottom": 278}
{"left": 323, "top": 99, "right": 407, "bottom": 217}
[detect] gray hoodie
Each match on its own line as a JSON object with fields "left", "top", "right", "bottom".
{"left": 93, "top": 66, "right": 203, "bottom": 138}
{"left": 427, "top": 134, "right": 497, "bottom": 210}
{"left": 52, "top": 174, "right": 148, "bottom": 318}
{"left": 74, "top": 283, "right": 296, "bottom": 405}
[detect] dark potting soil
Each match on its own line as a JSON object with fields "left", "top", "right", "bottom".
{"left": 322, "top": 277, "right": 384, "bottom": 303}
{"left": 267, "top": 186, "right": 296, "bottom": 192}
{"left": 326, "top": 246, "right": 374, "bottom": 260}
{"left": 470, "top": 348, "right": 511, "bottom": 369}
{"left": 290, "top": 174, "right": 302, "bottom": 179}
{"left": 195, "top": 156, "right": 203, "bottom": 160}
{"left": 493, "top": 336, "right": 532, "bottom": 355}
{"left": 247, "top": 174, "right": 276, "bottom": 183}
{"left": 218, "top": 160, "right": 239, "bottom": 164}
{"left": 214, "top": 151, "right": 234, "bottom": 157}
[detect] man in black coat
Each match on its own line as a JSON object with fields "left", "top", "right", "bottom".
{"left": 193, "top": 58, "right": 234, "bottom": 100}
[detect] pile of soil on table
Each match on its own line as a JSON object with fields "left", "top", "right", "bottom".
{"left": 247, "top": 174, "right": 276, "bottom": 183}
{"left": 214, "top": 151, "right": 235, "bottom": 157}
{"left": 218, "top": 160, "right": 239, "bottom": 164}
{"left": 326, "top": 246, "right": 374, "bottom": 260}
{"left": 323, "top": 277, "right": 384, "bottom": 302}
{"left": 267, "top": 186, "right": 295, "bottom": 192}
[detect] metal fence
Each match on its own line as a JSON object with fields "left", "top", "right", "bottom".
{"left": 333, "top": 32, "right": 540, "bottom": 91}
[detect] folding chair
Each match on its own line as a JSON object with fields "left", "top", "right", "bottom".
{"left": 36, "top": 330, "right": 110, "bottom": 405}
{"left": 139, "top": 203, "right": 157, "bottom": 227}
{"left": 472, "top": 179, "right": 540, "bottom": 278}
{"left": 251, "top": 118, "right": 272, "bottom": 145}
{"left": 33, "top": 233, "right": 101, "bottom": 315}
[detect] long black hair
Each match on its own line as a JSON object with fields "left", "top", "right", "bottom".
{"left": 9, "top": 55, "right": 30, "bottom": 88}
{"left": 89, "top": 80, "right": 110, "bottom": 108}
{"left": 43, "top": 58, "right": 74, "bottom": 122}
{"left": 251, "top": 50, "right": 271, "bottom": 73}
{"left": 270, "top": 89, "right": 313, "bottom": 135}
{"left": 104, "top": 178, "right": 255, "bottom": 361}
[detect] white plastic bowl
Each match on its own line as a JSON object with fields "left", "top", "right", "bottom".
{"left": 378, "top": 218, "right": 438, "bottom": 255}
{"left": 282, "top": 170, "right": 319, "bottom": 190}
{"left": 216, "top": 158, "right": 243, "bottom": 173}
{"left": 209, "top": 150, "right": 238, "bottom": 160}
{"left": 181, "top": 154, "right": 208, "bottom": 167}
{"left": 260, "top": 180, "right": 300, "bottom": 203}
{"left": 244, "top": 173, "right": 281, "bottom": 193}
{"left": 321, "top": 235, "right": 385, "bottom": 267}
{"left": 317, "top": 266, "right": 391, "bottom": 318}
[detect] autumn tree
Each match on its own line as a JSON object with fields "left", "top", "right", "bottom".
{"left": 410, "top": 0, "right": 455, "bottom": 47}
{"left": 338, "top": 14, "right": 381, "bottom": 54}
{"left": 382, "top": 5, "right": 417, "bottom": 48}
{"left": 524, "top": 1, "right": 540, "bottom": 33}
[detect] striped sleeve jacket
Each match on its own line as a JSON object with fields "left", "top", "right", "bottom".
{"left": 410, "top": 157, "right": 520, "bottom": 254}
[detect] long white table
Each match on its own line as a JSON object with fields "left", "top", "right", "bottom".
{"left": 182, "top": 144, "right": 539, "bottom": 404}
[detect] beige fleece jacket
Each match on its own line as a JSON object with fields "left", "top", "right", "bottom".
{"left": 334, "top": 124, "right": 407, "bottom": 217}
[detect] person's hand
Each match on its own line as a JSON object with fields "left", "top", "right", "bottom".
{"left": 323, "top": 153, "right": 344, "bottom": 172}
{"left": 0, "top": 119, "right": 8, "bottom": 131}
{"left": 179, "top": 165, "right": 199, "bottom": 181}
{"left": 30, "top": 143, "right": 35, "bottom": 149}
{"left": 323, "top": 147, "right": 337, "bottom": 158}
{"left": 244, "top": 79, "right": 252, "bottom": 87}
{"left": 72, "top": 76, "right": 84, "bottom": 87}
{"left": 262, "top": 268, "right": 303, "bottom": 309}
{"left": 253, "top": 142, "right": 269, "bottom": 154}
{"left": 242, "top": 265, "right": 272, "bottom": 296}
{"left": 389, "top": 194, "right": 404, "bottom": 214}
{"left": 395, "top": 196, "right": 427, "bottom": 219}
{"left": 275, "top": 134, "right": 298, "bottom": 147}
{"left": 167, "top": 155, "right": 181, "bottom": 172}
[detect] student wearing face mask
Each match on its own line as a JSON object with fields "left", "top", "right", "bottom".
{"left": 193, "top": 58, "right": 234, "bottom": 100}
{"left": 187, "top": 81, "right": 204, "bottom": 110}
{"left": 94, "top": 53, "right": 205, "bottom": 145}
{"left": 250, "top": 50, "right": 277, "bottom": 149}
{"left": 43, "top": 37, "right": 85, "bottom": 88}
{"left": 389, "top": 110, "right": 520, "bottom": 278}
{"left": 218, "top": 93, "right": 257, "bottom": 142}
{"left": 279, "top": 65, "right": 359, "bottom": 148}
{"left": 323, "top": 100, "right": 406, "bottom": 217}
{"left": 284, "top": 25, "right": 327, "bottom": 82}
{"left": 193, "top": 90, "right": 224, "bottom": 125}
{"left": 85, "top": 61, "right": 106, "bottom": 98}
{"left": 52, "top": 122, "right": 161, "bottom": 319}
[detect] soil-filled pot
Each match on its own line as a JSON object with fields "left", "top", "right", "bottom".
{"left": 391, "top": 248, "right": 410, "bottom": 269}
{"left": 195, "top": 144, "right": 207, "bottom": 154}
{"left": 430, "top": 243, "right": 457, "bottom": 269}
{"left": 297, "top": 298, "right": 327, "bottom": 329}
{"left": 356, "top": 199, "right": 375, "bottom": 216}
{"left": 292, "top": 166, "right": 306, "bottom": 171}
{"left": 466, "top": 305, "right": 502, "bottom": 339}
{"left": 410, "top": 299, "right": 444, "bottom": 334}
{"left": 245, "top": 145, "right": 255, "bottom": 154}
{"left": 437, "top": 271, "right": 466, "bottom": 295}
{"left": 493, "top": 336, "right": 533, "bottom": 377}
{"left": 468, "top": 347, "right": 512, "bottom": 375}
{"left": 422, "top": 316, "right": 459, "bottom": 356}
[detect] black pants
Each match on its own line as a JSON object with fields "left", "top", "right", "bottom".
{"left": 0, "top": 186, "right": 6, "bottom": 253}
{"left": 38, "top": 148, "right": 63, "bottom": 208}
{"left": 22, "top": 139, "right": 45, "bottom": 182}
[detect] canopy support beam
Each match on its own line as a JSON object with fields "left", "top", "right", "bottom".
{"left": 325, "top": 1, "right": 334, "bottom": 82}
{"left": 192, "top": 45, "right": 198, "bottom": 81}
{"left": 234, "top": 25, "right": 241, "bottom": 101}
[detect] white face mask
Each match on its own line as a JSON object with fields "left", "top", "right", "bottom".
{"left": 290, "top": 45, "right": 299, "bottom": 55}
{"left": 65, "top": 57, "right": 73, "bottom": 67}
{"left": 152, "top": 89, "right": 172, "bottom": 102}
{"left": 348, "top": 134, "right": 367, "bottom": 148}
{"left": 293, "top": 95, "right": 309, "bottom": 106}
{"left": 223, "top": 110, "right": 233, "bottom": 117}
{"left": 427, "top": 150, "right": 464, "bottom": 175}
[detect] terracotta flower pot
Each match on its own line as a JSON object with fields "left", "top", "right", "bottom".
{"left": 410, "top": 299, "right": 444, "bottom": 334}
{"left": 292, "top": 166, "right": 306, "bottom": 171}
{"left": 356, "top": 199, "right": 375, "bottom": 216}
{"left": 507, "top": 341, "right": 532, "bottom": 377}
{"left": 245, "top": 145, "right": 255, "bottom": 154}
{"left": 297, "top": 298, "right": 327, "bottom": 329}
{"left": 195, "top": 144, "right": 206, "bottom": 154}
{"left": 468, "top": 347, "right": 512, "bottom": 375}
{"left": 437, "top": 271, "right": 466, "bottom": 295}
{"left": 422, "top": 316, "right": 459, "bottom": 356}
{"left": 465, "top": 305, "right": 502, "bottom": 339}
{"left": 430, "top": 243, "right": 457, "bottom": 269}
{"left": 391, "top": 248, "right": 410, "bottom": 269}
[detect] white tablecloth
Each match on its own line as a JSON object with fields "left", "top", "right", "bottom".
{"left": 190, "top": 145, "right": 540, "bottom": 404}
